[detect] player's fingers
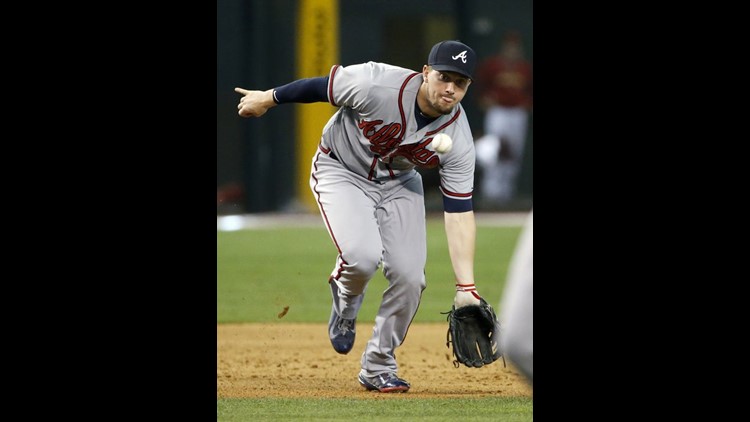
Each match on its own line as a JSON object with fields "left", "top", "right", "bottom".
{"left": 234, "top": 87, "right": 250, "bottom": 95}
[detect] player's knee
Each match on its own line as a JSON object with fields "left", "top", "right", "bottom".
{"left": 342, "top": 251, "right": 381, "bottom": 281}
{"left": 382, "top": 265, "right": 426, "bottom": 290}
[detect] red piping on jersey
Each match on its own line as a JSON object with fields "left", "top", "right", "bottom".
{"left": 431, "top": 108, "right": 470, "bottom": 198}
{"left": 440, "top": 182, "right": 473, "bottom": 198}
{"left": 425, "top": 109, "right": 462, "bottom": 135}
{"left": 311, "top": 151, "right": 349, "bottom": 280}
{"left": 367, "top": 71, "right": 420, "bottom": 181}
{"left": 385, "top": 163, "right": 395, "bottom": 178}
{"left": 328, "top": 65, "right": 342, "bottom": 106}
{"left": 367, "top": 158, "right": 378, "bottom": 181}
{"left": 397, "top": 72, "right": 420, "bottom": 139}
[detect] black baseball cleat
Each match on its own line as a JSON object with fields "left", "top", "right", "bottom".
{"left": 358, "top": 372, "right": 411, "bottom": 393}
{"left": 328, "top": 281, "right": 356, "bottom": 354}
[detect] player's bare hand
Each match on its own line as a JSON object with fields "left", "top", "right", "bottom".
{"left": 234, "top": 87, "right": 276, "bottom": 118}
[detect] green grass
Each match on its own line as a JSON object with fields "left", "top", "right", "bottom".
{"left": 217, "top": 219, "right": 522, "bottom": 324}
{"left": 217, "top": 217, "right": 530, "bottom": 421}
{"left": 217, "top": 397, "right": 533, "bottom": 421}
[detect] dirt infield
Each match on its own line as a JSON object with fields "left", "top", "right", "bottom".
{"left": 217, "top": 323, "right": 532, "bottom": 398}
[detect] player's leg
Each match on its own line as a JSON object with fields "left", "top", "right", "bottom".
{"left": 310, "top": 151, "right": 383, "bottom": 353}
{"left": 359, "top": 171, "right": 426, "bottom": 377}
{"left": 311, "top": 152, "right": 383, "bottom": 301}
{"left": 499, "top": 210, "right": 533, "bottom": 384}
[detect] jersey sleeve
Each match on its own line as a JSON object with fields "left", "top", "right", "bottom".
{"left": 438, "top": 121, "right": 476, "bottom": 212}
{"left": 327, "top": 62, "right": 375, "bottom": 110}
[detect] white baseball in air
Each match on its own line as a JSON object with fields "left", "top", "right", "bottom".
{"left": 430, "top": 133, "right": 453, "bottom": 153}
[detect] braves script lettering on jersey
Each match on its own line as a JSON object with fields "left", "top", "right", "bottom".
{"left": 320, "top": 62, "right": 474, "bottom": 197}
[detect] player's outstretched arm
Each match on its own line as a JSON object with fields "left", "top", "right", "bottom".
{"left": 444, "top": 210, "right": 482, "bottom": 308}
{"left": 235, "top": 87, "right": 276, "bottom": 118}
{"left": 236, "top": 77, "right": 330, "bottom": 118}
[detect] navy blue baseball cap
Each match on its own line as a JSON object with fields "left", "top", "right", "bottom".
{"left": 427, "top": 40, "right": 477, "bottom": 80}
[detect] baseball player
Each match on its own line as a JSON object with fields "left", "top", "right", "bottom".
{"left": 474, "top": 30, "right": 533, "bottom": 205}
{"left": 235, "top": 40, "right": 489, "bottom": 393}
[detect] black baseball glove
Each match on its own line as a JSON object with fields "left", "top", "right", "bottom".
{"left": 443, "top": 298, "right": 505, "bottom": 368}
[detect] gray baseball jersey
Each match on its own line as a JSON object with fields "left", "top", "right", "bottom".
{"left": 319, "top": 61, "right": 475, "bottom": 201}
{"left": 309, "top": 61, "right": 475, "bottom": 377}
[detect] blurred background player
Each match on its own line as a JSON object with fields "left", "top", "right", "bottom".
{"left": 474, "top": 30, "right": 533, "bottom": 206}
{"left": 499, "top": 209, "right": 533, "bottom": 384}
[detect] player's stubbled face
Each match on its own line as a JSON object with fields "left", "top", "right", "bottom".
{"left": 423, "top": 69, "right": 471, "bottom": 115}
